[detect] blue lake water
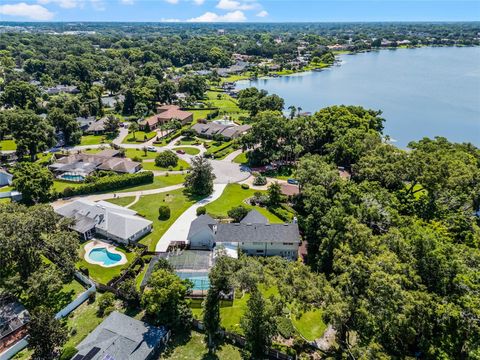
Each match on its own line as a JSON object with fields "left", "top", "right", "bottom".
{"left": 88, "top": 247, "right": 122, "bottom": 266}
{"left": 236, "top": 47, "right": 480, "bottom": 148}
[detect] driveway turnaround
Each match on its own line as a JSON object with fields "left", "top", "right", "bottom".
{"left": 211, "top": 160, "right": 251, "bottom": 184}
{"left": 155, "top": 183, "right": 227, "bottom": 252}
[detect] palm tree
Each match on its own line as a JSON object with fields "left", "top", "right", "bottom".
{"left": 288, "top": 105, "right": 296, "bottom": 119}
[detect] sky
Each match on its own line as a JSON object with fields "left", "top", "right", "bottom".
{"left": 0, "top": 0, "right": 479, "bottom": 22}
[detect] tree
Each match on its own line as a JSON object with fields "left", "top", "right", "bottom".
{"left": 8, "top": 110, "right": 55, "bottom": 161}
{"left": 267, "top": 182, "right": 282, "bottom": 207}
{"left": 158, "top": 81, "right": 177, "bottom": 104}
{"left": 129, "top": 121, "right": 139, "bottom": 140}
{"left": 48, "top": 108, "right": 82, "bottom": 146}
{"left": 104, "top": 115, "right": 120, "bottom": 134}
{"left": 13, "top": 162, "right": 53, "bottom": 204}
{"left": 0, "top": 80, "right": 39, "bottom": 109}
{"left": 28, "top": 306, "right": 67, "bottom": 359}
{"left": 134, "top": 102, "right": 149, "bottom": 118}
{"left": 196, "top": 206, "right": 207, "bottom": 216}
{"left": 97, "top": 292, "right": 115, "bottom": 316}
{"left": 158, "top": 205, "right": 171, "bottom": 220}
{"left": 240, "top": 287, "right": 276, "bottom": 359}
{"left": 123, "top": 89, "right": 135, "bottom": 115}
{"left": 178, "top": 75, "right": 207, "bottom": 100}
{"left": 227, "top": 205, "right": 248, "bottom": 223}
{"left": 184, "top": 156, "right": 216, "bottom": 196}
{"left": 155, "top": 150, "right": 178, "bottom": 168}
{"left": 142, "top": 269, "right": 193, "bottom": 330}
{"left": 117, "top": 278, "right": 140, "bottom": 308}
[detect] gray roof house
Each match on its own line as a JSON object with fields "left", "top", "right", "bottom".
{"left": 0, "top": 168, "right": 13, "bottom": 187}
{"left": 73, "top": 311, "right": 168, "bottom": 360}
{"left": 76, "top": 116, "right": 96, "bottom": 131}
{"left": 191, "top": 122, "right": 251, "bottom": 140}
{"left": 86, "top": 118, "right": 107, "bottom": 135}
{"left": 55, "top": 200, "right": 152, "bottom": 244}
{"left": 186, "top": 210, "right": 301, "bottom": 259}
{"left": 0, "top": 299, "right": 30, "bottom": 352}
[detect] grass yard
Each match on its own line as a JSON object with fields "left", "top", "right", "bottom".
{"left": 141, "top": 158, "right": 190, "bottom": 172}
{"left": 0, "top": 139, "right": 17, "bottom": 150}
{"left": 77, "top": 241, "right": 135, "bottom": 284}
{"left": 125, "top": 148, "right": 159, "bottom": 160}
{"left": 123, "top": 130, "right": 157, "bottom": 144}
{"left": 129, "top": 188, "right": 197, "bottom": 250}
{"left": 190, "top": 109, "right": 214, "bottom": 122}
{"left": 116, "top": 174, "right": 185, "bottom": 193}
{"left": 0, "top": 185, "right": 13, "bottom": 193}
{"left": 204, "top": 183, "right": 283, "bottom": 223}
{"left": 52, "top": 180, "right": 84, "bottom": 193}
{"left": 107, "top": 196, "right": 136, "bottom": 207}
{"left": 232, "top": 151, "right": 248, "bottom": 164}
{"left": 80, "top": 134, "right": 111, "bottom": 146}
{"left": 161, "top": 330, "right": 242, "bottom": 360}
{"left": 171, "top": 147, "right": 200, "bottom": 155}
{"left": 291, "top": 309, "right": 327, "bottom": 341}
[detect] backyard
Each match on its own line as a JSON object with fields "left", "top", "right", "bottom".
{"left": 141, "top": 158, "right": 190, "bottom": 172}
{"left": 122, "top": 130, "right": 157, "bottom": 144}
{"left": 80, "top": 134, "right": 114, "bottom": 146}
{"left": 204, "top": 183, "right": 283, "bottom": 223}
{"left": 171, "top": 147, "right": 201, "bottom": 155}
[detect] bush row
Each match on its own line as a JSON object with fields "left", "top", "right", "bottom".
{"left": 268, "top": 205, "right": 294, "bottom": 222}
{"left": 59, "top": 171, "right": 154, "bottom": 198}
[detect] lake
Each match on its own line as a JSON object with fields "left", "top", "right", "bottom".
{"left": 236, "top": 47, "right": 480, "bottom": 148}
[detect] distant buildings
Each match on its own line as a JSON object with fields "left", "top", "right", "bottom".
{"left": 76, "top": 116, "right": 96, "bottom": 132}
{"left": 72, "top": 311, "right": 169, "bottom": 360}
{"left": 187, "top": 210, "right": 301, "bottom": 259}
{"left": 55, "top": 199, "right": 153, "bottom": 243}
{"left": 44, "top": 84, "right": 79, "bottom": 95}
{"left": 85, "top": 117, "right": 108, "bottom": 135}
{"left": 139, "top": 105, "right": 193, "bottom": 130}
{"left": 50, "top": 150, "right": 142, "bottom": 179}
{"left": 191, "top": 120, "right": 251, "bottom": 140}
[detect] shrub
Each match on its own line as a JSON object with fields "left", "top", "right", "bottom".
{"left": 277, "top": 317, "right": 296, "bottom": 339}
{"left": 241, "top": 183, "right": 250, "bottom": 189}
{"left": 60, "top": 346, "right": 77, "bottom": 360}
{"left": 132, "top": 155, "right": 142, "bottom": 162}
{"left": 158, "top": 205, "right": 171, "bottom": 220}
{"left": 196, "top": 206, "right": 206, "bottom": 216}
{"left": 155, "top": 150, "right": 178, "bottom": 168}
{"left": 103, "top": 306, "right": 115, "bottom": 316}
{"left": 227, "top": 205, "right": 248, "bottom": 223}
{"left": 268, "top": 206, "right": 293, "bottom": 222}
{"left": 97, "top": 292, "right": 115, "bottom": 316}
{"left": 253, "top": 175, "right": 267, "bottom": 186}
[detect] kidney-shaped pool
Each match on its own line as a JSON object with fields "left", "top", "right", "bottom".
{"left": 84, "top": 242, "right": 128, "bottom": 268}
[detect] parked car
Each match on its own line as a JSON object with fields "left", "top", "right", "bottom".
{"left": 176, "top": 149, "right": 186, "bottom": 154}
{"left": 147, "top": 146, "right": 157, "bottom": 152}
{"left": 287, "top": 178, "right": 299, "bottom": 185}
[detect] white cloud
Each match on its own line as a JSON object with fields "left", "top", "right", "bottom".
{"left": 37, "top": 0, "right": 79, "bottom": 9}
{"left": 216, "top": 0, "right": 257, "bottom": 11}
{"left": 256, "top": 10, "right": 268, "bottom": 17}
{"left": 90, "top": 0, "right": 105, "bottom": 10}
{"left": 187, "top": 10, "right": 246, "bottom": 22}
{"left": 165, "top": 0, "right": 179, "bottom": 3}
{"left": 192, "top": 0, "right": 204, "bottom": 4}
{"left": 160, "top": 17, "right": 181, "bottom": 22}
{"left": 120, "top": 0, "right": 134, "bottom": 5}
{"left": 0, "top": 2, "right": 54, "bottom": 20}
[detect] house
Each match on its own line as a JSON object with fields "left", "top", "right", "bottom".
{"left": 0, "top": 168, "right": 13, "bottom": 187}
{"left": 186, "top": 210, "right": 301, "bottom": 259}
{"left": 0, "top": 299, "right": 30, "bottom": 353}
{"left": 50, "top": 152, "right": 141, "bottom": 178}
{"left": 191, "top": 121, "right": 251, "bottom": 140}
{"left": 76, "top": 116, "right": 96, "bottom": 131}
{"left": 72, "top": 311, "right": 169, "bottom": 360}
{"left": 101, "top": 94, "right": 125, "bottom": 108}
{"left": 55, "top": 199, "right": 153, "bottom": 243}
{"left": 86, "top": 117, "right": 107, "bottom": 135}
{"left": 188, "top": 214, "right": 218, "bottom": 250}
{"left": 139, "top": 105, "right": 193, "bottom": 130}
{"left": 44, "top": 85, "right": 79, "bottom": 95}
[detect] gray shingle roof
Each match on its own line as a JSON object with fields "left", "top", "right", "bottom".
{"left": 187, "top": 214, "right": 217, "bottom": 240}
{"left": 75, "top": 311, "right": 167, "bottom": 360}
{"left": 240, "top": 209, "right": 268, "bottom": 224}
{"left": 216, "top": 223, "right": 301, "bottom": 244}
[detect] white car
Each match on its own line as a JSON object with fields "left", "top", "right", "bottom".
{"left": 147, "top": 146, "right": 157, "bottom": 152}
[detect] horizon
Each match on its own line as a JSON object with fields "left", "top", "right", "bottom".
{"left": 0, "top": 0, "right": 479, "bottom": 23}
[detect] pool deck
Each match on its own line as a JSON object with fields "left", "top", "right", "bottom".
{"left": 84, "top": 240, "right": 127, "bottom": 268}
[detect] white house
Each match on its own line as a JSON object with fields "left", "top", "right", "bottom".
{"left": 55, "top": 199, "right": 152, "bottom": 244}
{"left": 187, "top": 214, "right": 218, "bottom": 250}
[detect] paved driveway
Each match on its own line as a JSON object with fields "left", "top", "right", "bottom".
{"left": 155, "top": 183, "right": 227, "bottom": 252}
{"left": 211, "top": 160, "right": 250, "bottom": 184}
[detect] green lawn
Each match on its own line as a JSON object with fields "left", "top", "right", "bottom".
{"left": 77, "top": 241, "right": 136, "bottom": 284}
{"left": 122, "top": 130, "right": 157, "bottom": 144}
{"left": 171, "top": 147, "right": 200, "bottom": 155}
{"left": 161, "top": 330, "right": 242, "bottom": 360}
{"left": 116, "top": 174, "right": 185, "bottom": 193}
{"left": 141, "top": 158, "right": 190, "bottom": 172}
{"left": 107, "top": 196, "right": 136, "bottom": 207}
{"left": 291, "top": 309, "right": 327, "bottom": 341}
{"left": 52, "top": 180, "right": 84, "bottom": 193}
{"left": 232, "top": 151, "right": 248, "bottom": 164}
{"left": 125, "top": 148, "right": 159, "bottom": 160}
{"left": 205, "top": 184, "right": 283, "bottom": 223}
{"left": 0, "top": 139, "right": 16, "bottom": 150}
{"left": 80, "top": 134, "right": 111, "bottom": 146}
{"left": 128, "top": 189, "right": 197, "bottom": 250}
{"left": 190, "top": 109, "right": 214, "bottom": 122}
{"left": 0, "top": 185, "right": 13, "bottom": 193}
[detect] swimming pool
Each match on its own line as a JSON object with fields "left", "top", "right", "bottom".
{"left": 60, "top": 174, "right": 85, "bottom": 182}
{"left": 177, "top": 272, "right": 210, "bottom": 291}
{"left": 88, "top": 247, "right": 122, "bottom": 266}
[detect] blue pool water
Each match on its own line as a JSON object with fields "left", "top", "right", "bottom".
{"left": 60, "top": 174, "right": 85, "bottom": 182}
{"left": 177, "top": 272, "right": 210, "bottom": 291}
{"left": 88, "top": 247, "right": 122, "bottom": 266}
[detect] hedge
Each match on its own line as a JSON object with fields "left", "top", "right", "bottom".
{"left": 59, "top": 171, "right": 154, "bottom": 198}
{"left": 268, "top": 206, "right": 294, "bottom": 222}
